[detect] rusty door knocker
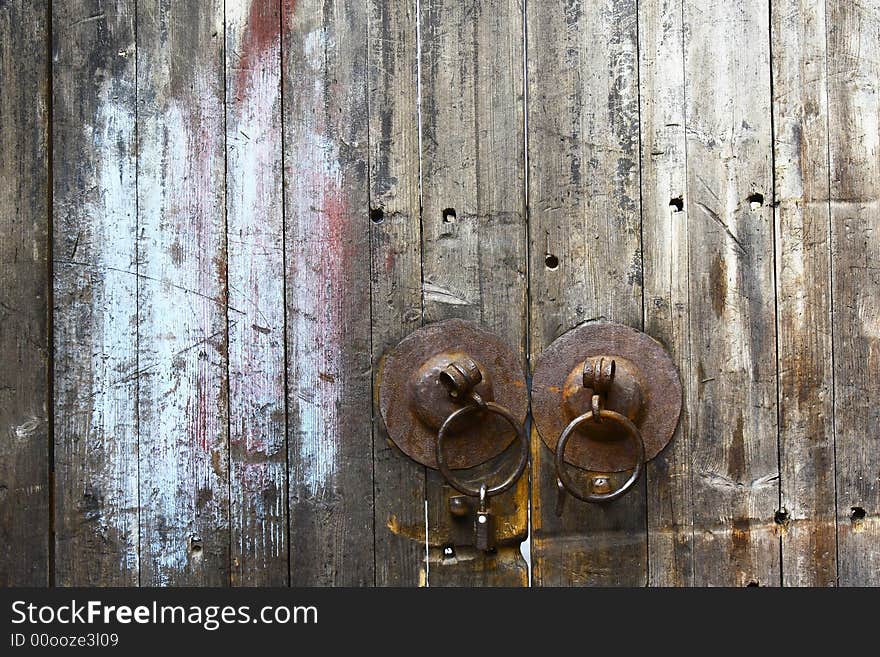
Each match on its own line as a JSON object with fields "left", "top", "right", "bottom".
{"left": 531, "top": 322, "right": 682, "bottom": 515}
{"left": 378, "top": 319, "right": 529, "bottom": 551}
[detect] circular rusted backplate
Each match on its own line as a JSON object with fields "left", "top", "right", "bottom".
{"left": 532, "top": 322, "right": 681, "bottom": 472}
{"left": 378, "top": 319, "right": 528, "bottom": 470}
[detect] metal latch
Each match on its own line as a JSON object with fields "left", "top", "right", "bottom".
{"left": 531, "top": 322, "right": 682, "bottom": 513}
{"left": 378, "top": 319, "right": 529, "bottom": 551}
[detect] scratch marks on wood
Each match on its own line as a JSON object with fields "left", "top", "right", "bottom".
{"left": 695, "top": 201, "right": 747, "bottom": 254}
{"left": 422, "top": 282, "right": 470, "bottom": 306}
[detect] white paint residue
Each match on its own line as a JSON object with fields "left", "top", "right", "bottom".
{"left": 138, "top": 67, "right": 226, "bottom": 583}
{"left": 290, "top": 27, "right": 344, "bottom": 497}
{"left": 77, "top": 74, "right": 140, "bottom": 578}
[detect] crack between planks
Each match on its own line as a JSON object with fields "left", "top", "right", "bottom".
{"left": 134, "top": 0, "right": 142, "bottom": 588}
{"left": 222, "top": 0, "right": 232, "bottom": 588}
{"left": 364, "top": 0, "right": 377, "bottom": 588}
{"left": 277, "top": 0, "right": 292, "bottom": 588}
{"left": 822, "top": 0, "right": 840, "bottom": 587}
{"left": 46, "top": 0, "right": 56, "bottom": 588}
{"left": 634, "top": 0, "right": 650, "bottom": 586}
{"left": 522, "top": 0, "right": 533, "bottom": 588}
{"left": 767, "top": 0, "right": 784, "bottom": 588}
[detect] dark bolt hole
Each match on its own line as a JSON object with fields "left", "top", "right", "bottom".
{"left": 442, "top": 544, "right": 455, "bottom": 559}
{"left": 442, "top": 208, "right": 457, "bottom": 223}
{"left": 669, "top": 196, "right": 684, "bottom": 212}
{"left": 774, "top": 508, "right": 790, "bottom": 525}
{"left": 370, "top": 207, "right": 384, "bottom": 224}
{"left": 545, "top": 254, "right": 560, "bottom": 270}
{"left": 747, "top": 192, "right": 764, "bottom": 209}
{"left": 746, "top": 581, "right": 760, "bottom": 587}
{"left": 851, "top": 506, "right": 866, "bottom": 521}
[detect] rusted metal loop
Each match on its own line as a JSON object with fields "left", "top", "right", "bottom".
{"left": 582, "top": 356, "right": 616, "bottom": 395}
{"left": 439, "top": 356, "right": 483, "bottom": 400}
{"left": 591, "top": 393, "right": 602, "bottom": 423}
{"left": 436, "top": 401, "right": 529, "bottom": 498}
{"left": 554, "top": 408, "right": 645, "bottom": 503}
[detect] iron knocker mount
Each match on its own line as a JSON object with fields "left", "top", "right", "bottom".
{"left": 531, "top": 322, "right": 682, "bottom": 515}
{"left": 378, "top": 319, "right": 529, "bottom": 552}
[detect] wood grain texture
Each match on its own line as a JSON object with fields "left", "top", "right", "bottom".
{"left": 282, "top": 0, "right": 374, "bottom": 586}
{"left": 367, "top": 0, "right": 427, "bottom": 586}
{"left": 527, "top": 0, "right": 646, "bottom": 586}
{"left": 683, "top": 0, "right": 780, "bottom": 586}
{"left": 828, "top": 0, "right": 880, "bottom": 586}
{"left": 0, "top": 0, "right": 50, "bottom": 587}
{"left": 639, "top": 0, "right": 694, "bottom": 586}
{"left": 771, "top": 0, "right": 836, "bottom": 586}
{"left": 136, "top": 0, "right": 229, "bottom": 586}
{"left": 420, "top": 0, "right": 528, "bottom": 587}
{"left": 226, "top": 0, "right": 288, "bottom": 587}
{"left": 53, "top": 0, "right": 139, "bottom": 586}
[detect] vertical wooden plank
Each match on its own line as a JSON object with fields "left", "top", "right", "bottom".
{"left": 225, "top": 0, "right": 288, "bottom": 586}
{"left": 420, "top": 0, "right": 528, "bottom": 586}
{"left": 771, "top": 0, "right": 836, "bottom": 586}
{"left": 0, "top": 0, "right": 50, "bottom": 587}
{"left": 683, "top": 0, "right": 780, "bottom": 586}
{"left": 639, "top": 0, "right": 694, "bottom": 586}
{"left": 282, "top": 0, "right": 374, "bottom": 586}
{"left": 527, "top": 0, "right": 646, "bottom": 586}
{"left": 367, "top": 0, "right": 427, "bottom": 585}
{"left": 137, "top": 1, "right": 229, "bottom": 586}
{"left": 828, "top": 0, "right": 880, "bottom": 586}
{"left": 53, "top": 0, "right": 139, "bottom": 585}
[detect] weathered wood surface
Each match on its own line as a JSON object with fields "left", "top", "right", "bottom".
{"left": 828, "top": 0, "right": 880, "bottom": 586}
{"left": 639, "top": 0, "right": 693, "bottom": 586}
{"left": 771, "top": 0, "right": 836, "bottom": 586}
{"left": 282, "top": 0, "right": 374, "bottom": 586}
{"left": 136, "top": 1, "right": 230, "bottom": 586}
{"left": 419, "top": 0, "right": 528, "bottom": 587}
{"left": 368, "top": 0, "right": 427, "bottom": 586}
{"left": 0, "top": 0, "right": 51, "bottom": 587}
{"left": 226, "top": 0, "right": 288, "bottom": 586}
{"left": 3, "top": 0, "right": 880, "bottom": 587}
{"left": 683, "top": 0, "right": 780, "bottom": 586}
{"left": 527, "top": 0, "right": 646, "bottom": 586}
{"left": 53, "top": 0, "right": 139, "bottom": 586}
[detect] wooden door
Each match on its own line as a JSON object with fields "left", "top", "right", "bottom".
{"left": 0, "top": 0, "right": 877, "bottom": 587}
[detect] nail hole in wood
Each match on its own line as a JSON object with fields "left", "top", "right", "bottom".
{"left": 774, "top": 508, "right": 790, "bottom": 525}
{"left": 190, "top": 536, "right": 203, "bottom": 555}
{"left": 851, "top": 506, "right": 866, "bottom": 521}
{"left": 669, "top": 196, "right": 684, "bottom": 212}
{"left": 544, "top": 254, "right": 559, "bottom": 271}
{"left": 370, "top": 207, "right": 384, "bottom": 224}
{"left": 442, "top": 208, "right": 457, "bottom": 223}
{"left": 747, "top": 192, "right": 764, "bottom": 209}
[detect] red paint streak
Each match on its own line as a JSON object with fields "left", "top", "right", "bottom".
{"left": 236, "top": 1, "right": 283, "bottom": 90}
{"left": 385, "top": 249, "right": 396, "bottom": 275}
{"left": 281, "top": 0, "right": 297, "bottom": 29}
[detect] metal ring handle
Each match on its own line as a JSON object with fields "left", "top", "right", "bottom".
{"left": 436, "top": 402, "right": 529, "bottom": 498}
{"left": 554, "top": 409, "right": 645, "bottom": 503}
